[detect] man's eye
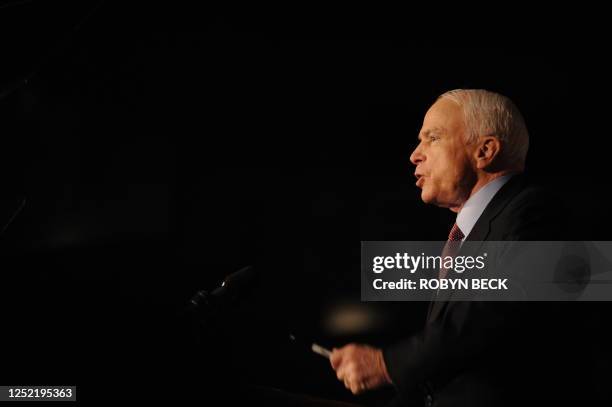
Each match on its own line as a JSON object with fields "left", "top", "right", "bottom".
{"left": 429, "top": 136, "right": 439, "bottom": 142}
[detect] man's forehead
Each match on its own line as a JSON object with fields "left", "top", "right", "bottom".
{"left": 425, "top": 98, "right": 462, "bottom": 120}
{"left": 420, "top": 99, "right": 464, "bottom": 135}
{"left": 430, "top": 97, "right": 461, "bottom": 113}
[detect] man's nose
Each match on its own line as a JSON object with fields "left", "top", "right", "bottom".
{"left": 410, "top": 144, "right": 424, "bottom": 165}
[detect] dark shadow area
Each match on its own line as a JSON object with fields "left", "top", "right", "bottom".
{"left": 1, "top": 2, "right": 611, "bottom": 405}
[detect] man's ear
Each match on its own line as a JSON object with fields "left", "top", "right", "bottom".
{"left": 475, "top": 136, "right": 501, "bottom": 169}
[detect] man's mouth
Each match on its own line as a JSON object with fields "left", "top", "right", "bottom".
{"left": 415, "top": 173, "right": 425, "bottom": 188}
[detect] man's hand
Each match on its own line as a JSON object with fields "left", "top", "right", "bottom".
{"left": 330, "top": 343, "right": 393, "bottom": 395}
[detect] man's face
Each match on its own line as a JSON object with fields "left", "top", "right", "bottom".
{"left": 410, "top": 98, "right": 477, "bottom": 211}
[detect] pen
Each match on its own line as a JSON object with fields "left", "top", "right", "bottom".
{"left": 311, "top": 343, "right": 332, "bottom": 359}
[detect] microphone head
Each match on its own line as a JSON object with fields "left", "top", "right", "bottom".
{"left": 187, "top": 265, "right": 256, "bottom": 315}
{"left": 222, "top": 265, "right": 256, "bottom": 292}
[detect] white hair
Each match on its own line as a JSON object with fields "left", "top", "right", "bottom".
{"left": 438, "top": 89, "right": 529, "bottom": 170}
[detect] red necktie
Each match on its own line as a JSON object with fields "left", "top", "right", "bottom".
{"left": 439, "top": 223, "right": 465, "bottom": 280}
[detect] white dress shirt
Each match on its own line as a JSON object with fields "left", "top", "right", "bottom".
{"left": 456, "top": 174, "right": 516, "bottom": 241}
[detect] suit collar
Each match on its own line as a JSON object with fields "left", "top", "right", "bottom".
{"left": 456, "top": 174, "right": 515, "bottom": 240}
{"left": 464, "top": 173, "right": 527, "bottom": 242}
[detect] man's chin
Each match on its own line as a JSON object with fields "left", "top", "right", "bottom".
{"left": 420, "top": 190, "right": 447, "bottom": 208}
{"left": 420, "top": 190, "right": 434, "bottom": 204}
{"left": 420, "top": 192, "right": 458, "bottom": 211}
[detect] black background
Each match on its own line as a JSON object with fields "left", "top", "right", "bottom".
{"left": 1, "top": 1, "right": 611, "bottom": 405}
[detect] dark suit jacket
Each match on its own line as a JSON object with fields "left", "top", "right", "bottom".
{"left": 382, "top": 174, "right": 586, "bottom": 407}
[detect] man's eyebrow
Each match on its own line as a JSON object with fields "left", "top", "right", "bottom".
{"left": 418, "top": 127, "right": 444, "bottom": 140}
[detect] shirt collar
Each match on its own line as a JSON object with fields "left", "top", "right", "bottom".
{"left": 456, "top": 173, "right": 516, "bottom": 240}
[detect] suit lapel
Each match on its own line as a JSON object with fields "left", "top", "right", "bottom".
{"left": 426, "top": 174, "right": 527, "bottom": 324}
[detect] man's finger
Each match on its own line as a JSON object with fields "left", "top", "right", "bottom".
{"left": 330, "top": 348, "right": 342, "bottom": 370}
{"left": 350, "top": 380, "right": 363, "bottom": 395}
{"left": 336, "top": 365, "right": 347, "bottom": 380}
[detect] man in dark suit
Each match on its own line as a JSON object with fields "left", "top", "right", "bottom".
{"left": 330, "top": 90, "right": 582, "bottom": 406}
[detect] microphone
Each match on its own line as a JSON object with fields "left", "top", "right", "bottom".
{"left": 186, "top": 265, "right": 256, "bottom": 315}
{"left": 1, "top": 196, "right": 26, "bottom": 236}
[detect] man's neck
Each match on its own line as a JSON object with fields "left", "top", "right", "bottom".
{"left": 450, "top": 170, "right": 520, "bottom": 213}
